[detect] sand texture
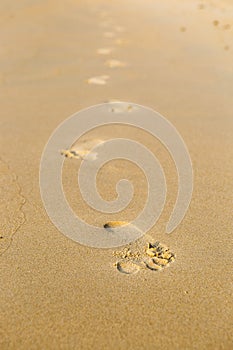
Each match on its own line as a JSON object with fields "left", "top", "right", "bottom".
{"left": 0, "top": 0, "right": 233, "bottom": 349}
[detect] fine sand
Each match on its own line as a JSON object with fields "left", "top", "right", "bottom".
{"left": 0, "top": 0, "right": 233, "bottom": 349}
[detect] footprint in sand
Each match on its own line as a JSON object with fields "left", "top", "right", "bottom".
{"left": 106, "top": 221, "right": 176, "bottom": 275}
{"left": 105, "top": 59, "right": 126, "bottom": 68}
{"left": 97, "top": 48, "right": 114, "bottom": 55}
{"left": 108, "top": 102, "right": 135, "bottom": 113}
{"left": 61, "top": 138, "right": 105, "bottom": 161}
{"left": 87, "top": 75, "right": 109, "bottom": 85}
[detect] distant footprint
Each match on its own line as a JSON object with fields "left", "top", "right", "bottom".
{"left": 105, "top": 59, "right": 126, "bottom": 68}
{"left": 61, "top": 138, "right": 105, "bottom": 161}
{"left": 87, "top": 75, "right": 109, "bottom": 85}
{"left": 105, "top": 101, "right": 135, "bottom": 113}
{"left": 97, "top": 48, "right": 114, "bottom": 55}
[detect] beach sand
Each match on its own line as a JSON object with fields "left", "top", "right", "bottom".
{"left": 0, "top": 0, "right": 233, "bottom": 348}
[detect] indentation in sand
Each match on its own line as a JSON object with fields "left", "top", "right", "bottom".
{"left": 105, "top": 59, "right": 126, "bottom": 68}
{"left": 116, "top": 261, "right": 142, "bottom": 274}
{"left": 61, "top": 138, "right": 104, "bottom": 161}
{"left": 0, "top": 158, "right": 26, "bottom": 255}
{"left": 104, "top": 221, "right": 129, "bottom": 230}
{"left": 97, "top": 48, "right": 114, "bottom": 55}
{"left": 87, "top": 75, "right": 109, "bottom": 85}
{"left": 110, "top": 225, "right": 176, "bottom": 274}
{"left": 109, "top": 103, "right": 135, "bottom": 113}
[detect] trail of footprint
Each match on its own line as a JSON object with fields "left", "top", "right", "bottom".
{"left": 0, "top": 158, "right": 26, "bottom": 256}
{"left": 105, "top": 59, "right": 126, "bottom": 68}
{"left": 107, "top": 101, "right": 135, "bottom": 113}
{"left": 87, "top": 75, "right": 109, "bottom": 85}
{"left": 97, "top": 48, "right": 114, "bottom": 55}
{"left": 61, "top": 138, "right": 105, "bottom": 161}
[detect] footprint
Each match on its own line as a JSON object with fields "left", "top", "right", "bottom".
{"left": 104, "top": 221, "right": 129, "bottom": 229}
{"left": 87, "top": 75, "right": 109, "bottom": 85}
{"left": 105, "top": 59, "right": 126, "bottom": 68}
{"left": 61, "top": 149, "right": 98, "bottom": 160}
{"left": 61, "top": 138, "right": 105, "bottom": 161}
{"left": 110, "top": 225, "right": 176, "bottom": 274}
{"left": 109, "top": 103, "right": 134, "bottom": 113}
{"left": 97, "top": 48, "right": 113, "bottom": 55}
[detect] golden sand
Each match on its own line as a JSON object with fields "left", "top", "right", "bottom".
{"left": 0, "top": 0, "right": 232, "bottom": 349}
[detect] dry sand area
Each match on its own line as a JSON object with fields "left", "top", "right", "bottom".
{"left": 0, "top": 0, "right": 233, "bottom": 349}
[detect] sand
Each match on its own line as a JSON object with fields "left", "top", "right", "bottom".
{"left": 0, "top": 0, "right": 233, "bottom": 349}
